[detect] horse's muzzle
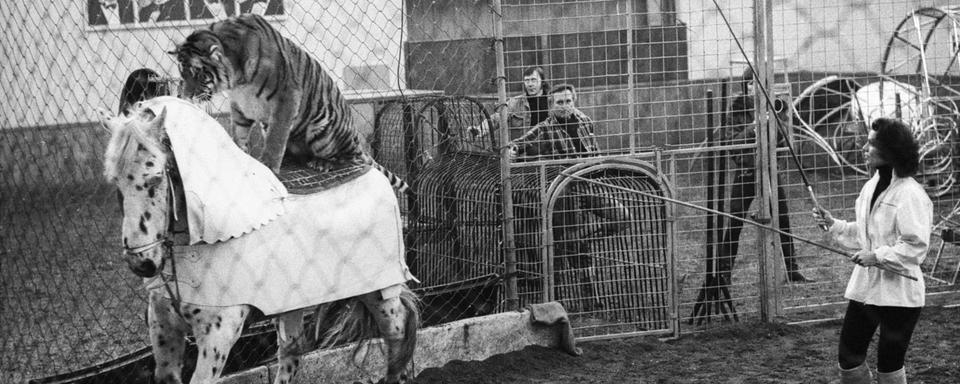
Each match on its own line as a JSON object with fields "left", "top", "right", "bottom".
{"left": 127, "top": 257, "right": 159, "bottom": 278}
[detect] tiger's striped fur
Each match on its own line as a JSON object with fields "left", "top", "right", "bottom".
{"left": 171, "top": 14, "right": 407, "bottom": 192}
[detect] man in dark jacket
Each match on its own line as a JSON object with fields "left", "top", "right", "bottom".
{"left": 718, "top": 72, "right": 809, "bottom": 283}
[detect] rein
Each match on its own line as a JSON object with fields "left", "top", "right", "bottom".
{"left": 161, "top": 170, "right": 187, "bottom": 320}
{"left": 124, "top": 168, "right": 189, "bottom": 320}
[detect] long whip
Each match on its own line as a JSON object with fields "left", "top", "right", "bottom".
{"left": 560, "top": 172, "right": 918, "bottom": 281}
{"left": 710, "top": 0, "right": 830, "bottom": 230}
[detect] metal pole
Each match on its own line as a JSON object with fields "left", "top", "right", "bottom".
{"left": 626, "top": 0, "right": 637, "bottom": 153}
{"left": 491, "top": 0, "right": 519, "bottom": 310}
{"left": 763, "top": 0, "right": 783, "bottom": 319}
{"left": 711, "top": 0, "right": 828, "bottom": 231}
{"left": 752, "top": 0, "right": 779, "bottom": 322}
{"left": 705, "top": 89, "right": 717, "bottom": 279}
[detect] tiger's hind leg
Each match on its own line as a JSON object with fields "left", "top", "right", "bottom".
{"left": 359, "top": 285, "right": 420, "bottom": 384}
{"left": 149, "top": 290, "right": 189, "bottom": 384}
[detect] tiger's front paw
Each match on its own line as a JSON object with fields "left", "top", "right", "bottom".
{"left": 305, "top": 159, "right": 333, "bottom": 173}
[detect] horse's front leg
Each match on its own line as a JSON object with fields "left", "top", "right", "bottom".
{"left": 149, "top": 290, "right": 189, "bottom": 384}
{"left": 274, "top": 310, "right": 307, "bottom": 384}
{"left": 185, "top": 305, "right": 249, "bottom": 384}
{"left": 359, "top": 287, "right": 417, "bottom": 384}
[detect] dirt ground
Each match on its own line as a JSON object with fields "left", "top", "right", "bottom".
{"left": 413, "top": 305, "right": 959, "bottom": 384}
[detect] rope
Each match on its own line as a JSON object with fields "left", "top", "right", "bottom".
{"left": 559, "top": 171, "right": 919, "bottom": 281}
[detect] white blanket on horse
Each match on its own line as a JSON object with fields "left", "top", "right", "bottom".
{"left": 168, "top": 169, "right": 416, "bottom": 315}
{"left": 141, "top": 96, "right": 288, "bottom": 244}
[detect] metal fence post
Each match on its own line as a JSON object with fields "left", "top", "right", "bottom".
{"left": 491, "top": 0, "right": 519, "bottom": 311}
{"left": 753, "top": 0, "right": 782, "bottom": 322}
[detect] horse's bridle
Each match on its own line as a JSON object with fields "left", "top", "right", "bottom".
{"left": 123, "top": 164, "right": 187, "bottom": 319}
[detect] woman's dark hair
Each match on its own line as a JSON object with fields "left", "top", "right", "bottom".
{"left": 521, "top": 65, "right": 550, "bottom": 94}
{"left": 119, "top": 68, "right": 170, "bottom": 115}
{"left": 871, "top": 117, "right": 920, "bottom": 177}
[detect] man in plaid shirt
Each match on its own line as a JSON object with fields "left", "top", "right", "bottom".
{"left": 508, "top": 84, "right": 599, "bottom": 160}
{"left": 508, "top": 84, "right": 630, "bottom": 312}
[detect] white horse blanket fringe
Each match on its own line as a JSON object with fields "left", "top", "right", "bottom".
{"left": 142, "top": 96, "right": 287, "bottom": 244}
{"left": 141, "top": 97, "right": 416, "bottom": 315}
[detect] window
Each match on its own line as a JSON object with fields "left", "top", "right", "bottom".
{"left": 86, "top": 0, "right": 284, "bottom": 30}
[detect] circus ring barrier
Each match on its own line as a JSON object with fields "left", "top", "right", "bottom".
{"left": 183, "top": 302, "right": 580, "bottom": 384}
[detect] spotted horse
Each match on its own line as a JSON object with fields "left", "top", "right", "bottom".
{"left": 100, "top": 96, "right": 419, "bottom": 384}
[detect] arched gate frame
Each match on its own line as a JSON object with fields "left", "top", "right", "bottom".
{"left": 512, "top": 157, "right": 679, "bottom": 341}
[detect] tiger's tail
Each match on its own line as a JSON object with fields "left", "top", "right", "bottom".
{"left": 372, "top": 161, "right": 409, "bottom": 194}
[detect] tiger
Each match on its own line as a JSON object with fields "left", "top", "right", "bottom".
{"left": 170, "top": 13, "right": 408, "bottom": 192}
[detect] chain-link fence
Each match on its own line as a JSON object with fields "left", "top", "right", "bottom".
{"left": 3, "top": 0, "right": 960, "bottom": 382}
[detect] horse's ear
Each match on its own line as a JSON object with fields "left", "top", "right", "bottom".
{"left": 155, "top": 107, "right": 167, "bottom": 124}
{"left": 136, "top": 106, "right": 164, "bottom": 124}
{"left": 146, "top": 107, "right": 167, "bottom": 132}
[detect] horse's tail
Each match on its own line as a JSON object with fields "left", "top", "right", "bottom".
{"left": 313, "top": 286, "right": 420, "bottom": 371}
{"left": 393, "top": 286, "right": 420, "bottom": 370}
{"left": 313, "top": 299, "right": 372, "bottom": 351}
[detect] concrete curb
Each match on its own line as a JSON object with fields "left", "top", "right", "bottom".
{"left": 220, "top": 308, "right": 574, "bottom": 383}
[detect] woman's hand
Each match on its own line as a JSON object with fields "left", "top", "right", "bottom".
{"left": 852, "top": 250, "right": 878, "bottom": 267}
{"left": 811, "top": 207, "right": 835, "bottom": 228}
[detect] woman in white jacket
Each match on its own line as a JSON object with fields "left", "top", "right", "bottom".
{"left": 813, "top": 117, "right": 932, "bottom": 384}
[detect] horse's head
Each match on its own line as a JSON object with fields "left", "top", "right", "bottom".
{"left": 102, "top": 106, "right": 175, "bottom": 278}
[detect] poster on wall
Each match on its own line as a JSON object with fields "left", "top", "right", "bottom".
{"left": 87, "top": 0, "right": 284, "bottom": 28}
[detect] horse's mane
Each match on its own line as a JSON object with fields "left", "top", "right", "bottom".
{"left": 103, "top": 110, "right": 167, "bottom": 181}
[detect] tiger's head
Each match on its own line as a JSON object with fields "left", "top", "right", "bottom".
{"left": 169, "top": 30, "right": 236, "bottom": 101}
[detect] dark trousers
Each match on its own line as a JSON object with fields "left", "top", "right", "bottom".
{"left": 717, "top": 171, "right": 799, "bottom": 273}
{"left": 838, "top": 300, "right": 922, "bottom": 372}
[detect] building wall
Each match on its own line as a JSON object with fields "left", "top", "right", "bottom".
{"left": 0, "top": 0, "right": 404, "bottom": 129}
{"left": 5, "top": 0, "right": 955, "bottom": 129}
{"left": 678, "top": 0, "right": 958, "bottom": 79}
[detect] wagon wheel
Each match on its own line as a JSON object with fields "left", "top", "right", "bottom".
{"left": 881, "top": 8, "right": 960, "bottom": 196}
{"left": 915, "top": 115, "right": 959, "bottom": 197}
{"left": 881, "top": 6, "right": 960, "bottom": 105}
{"left": 791, "top": 76, "right": 868, "bottom": 175}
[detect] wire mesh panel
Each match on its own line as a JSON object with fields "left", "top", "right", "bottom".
{"left": 396, "top": 96, "right": 506, "bottom": 326}
{"left": 2, "top": 1, "right": 457, "bottom": 383}
{"left": 544, "top": 160, "right": 676, "bottom": 340}
{"left": 6, "top": 0, "right": 960, "bottom": 383}
{"left": 764, "top": 1, "right": 960, "bottom": 321}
